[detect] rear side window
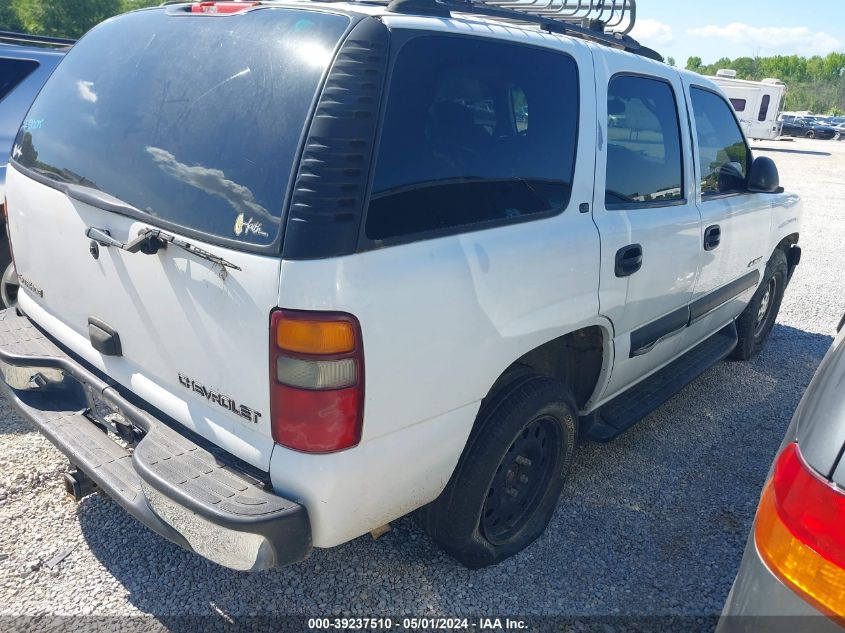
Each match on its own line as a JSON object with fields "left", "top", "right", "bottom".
{"left": 729, "top": 98, "right": 746, "bottom": 112}
{"left": 690, "top": 87, "right": 750, "bottom": 197}
{"left": 13, "top": 8, "right": 350, "bottom": 249}
{"left": 758, "top": 94, "right": 771, "bottom": 121}
{"left": 605, "top": 75, "right": 683, "bottom": 206}
{"left": 0, "top": 59, "right": 38, "bottom": 102}
{"left": 365, "top": 36, "right": 578, "bottom": 244}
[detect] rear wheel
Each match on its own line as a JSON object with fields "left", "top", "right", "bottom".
{"left": 805, "top": 130, "right": 816, "bottom": 139}
{"left": 731, "top": 249, "right": 788, "bottom": 361}
{"left": 416, "top": 374, "right": 577, "bottom": 568}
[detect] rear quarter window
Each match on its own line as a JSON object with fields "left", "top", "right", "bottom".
{"left": 0, "top": 58, "right": 39, "bottom": 102}
{"left": 13, "top": 8, "right": 350, "bottom": 250}
{"left": 364, "top": 35, "right": 579, "bottom": 246}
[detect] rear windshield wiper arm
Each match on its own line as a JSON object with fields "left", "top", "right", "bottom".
{"left": 86, "top": 226, "right": 242, "bottom": 273}
{"left": 67, "top": 184, "right": 241, "bottom": 273}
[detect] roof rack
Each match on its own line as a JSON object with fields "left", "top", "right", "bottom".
{"left": 385, "top": 0, "right": 662, "bottom": 61}
{"left": 0, "top": 31, "right": 76, "bottom": 48}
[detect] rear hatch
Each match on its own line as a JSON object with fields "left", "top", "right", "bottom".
{"left": 4, "top": 5, "right": 352, "bottom": 469}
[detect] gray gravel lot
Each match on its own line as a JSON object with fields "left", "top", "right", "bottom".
{"left": 0, "top": 137, "right": 843, "bottom": 627}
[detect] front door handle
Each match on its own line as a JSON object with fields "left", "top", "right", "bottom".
{"left": 615, "top": 243, "right": 643, "bottom": 277}
{"left": 704, "top": 225, "right": 721, "bottom": 251}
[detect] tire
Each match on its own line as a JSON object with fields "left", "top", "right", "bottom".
{"left": 730, "top": 249, "right": 787, "bottom": 361}
{"left": 416, "top": 374, "right": 577, "bottom": 568}
{"left": 0, "top": 262, "right": 18, "bottom": 310}
{"left": 805, "top": 130, "right": 815, "bottom": 139}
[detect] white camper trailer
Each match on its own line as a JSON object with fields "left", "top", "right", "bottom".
{"left": 710, "top": 69, "right": 787, "bottom": 140}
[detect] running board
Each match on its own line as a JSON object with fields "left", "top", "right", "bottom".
{"left": 584, "top": 322, "right": 738, "bottom": 442}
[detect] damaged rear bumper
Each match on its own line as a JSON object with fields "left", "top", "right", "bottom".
{"left": 0, "top": 309, "right": 311, "bottom": 571}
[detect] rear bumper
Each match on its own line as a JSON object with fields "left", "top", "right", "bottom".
{"left": 0, "top": 309, "right": 311, "bottom": 571}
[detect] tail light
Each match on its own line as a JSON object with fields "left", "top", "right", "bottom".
{"left": 191, "top": 2, "right": 260, "bottom": 14}
{"left": 755, "top": 442, "right": 845, "bottom": 618}
{"left": 269, "top": 310, "right": 364, "bottom": 453}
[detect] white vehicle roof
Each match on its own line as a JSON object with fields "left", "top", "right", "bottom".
{"left": 256, "top": 0, "right": 661, "bottom": 62}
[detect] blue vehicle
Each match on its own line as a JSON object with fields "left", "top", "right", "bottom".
{"left": 0, "top": 32, "right": 72, "bottom": 307}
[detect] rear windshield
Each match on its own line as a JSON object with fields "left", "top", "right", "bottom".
{"left": 13, "top": 8, "right": 350, "bottom": 248}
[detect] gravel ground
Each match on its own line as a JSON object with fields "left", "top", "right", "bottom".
{"left": 0, "top": 137, "right": 843, "bottom": 628}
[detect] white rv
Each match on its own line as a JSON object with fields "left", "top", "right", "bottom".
{"left": 710, "top": 69, "right": 787, "bottom": 140}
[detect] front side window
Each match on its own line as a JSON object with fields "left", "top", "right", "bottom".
{"left": 730, "top": 98, "right": 747, "bottom": 112}
{"left": 758, "top": 94, "right": 771, "bottom": 121}
{"left": 690, "top": 87, "right": 750, "bottom": 197}
{"left": 365, "top": 35, "right": 579, "bottom": 244}
{"left": 0, "top": 59, "right": 38, "bottom": 102}
{"left": 605, "top": 75, "right": 684, "bottom": 206}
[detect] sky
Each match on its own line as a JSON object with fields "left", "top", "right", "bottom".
{"left": 628, "top": 1, "right": 845, "bottom": 65}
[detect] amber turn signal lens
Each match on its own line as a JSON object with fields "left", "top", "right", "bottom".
{"left": 276, "top": 317, "right": 356, "bottom": 355}
{"left": 755, "top": 443, "right": 845, "bottom": 620}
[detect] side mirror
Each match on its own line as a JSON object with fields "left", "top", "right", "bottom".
{"left": 748, "top": 156, "right": 781, "bottom": 193}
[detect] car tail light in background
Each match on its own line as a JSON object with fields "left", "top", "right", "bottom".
{"left": 191, "top": 2, "right": 260, "bottom": 14}
{"left": 755, "top": 442, "right": 845, "bottom": 618}
{"left": 270, "top": 310, "right": 364, "bottom": 453}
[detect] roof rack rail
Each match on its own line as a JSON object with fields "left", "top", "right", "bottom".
{"left": 0, "top": 31, "right": 76, "bottom": 48}
{"left": 385, "top": 0, "right": 662, "bottom": 61}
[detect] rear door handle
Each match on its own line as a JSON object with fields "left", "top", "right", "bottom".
{"left": 704, "top": 225, "right": 721, "bottom": 251}
{"left": 615, "top": 244, "right": 643, "bottom": 277}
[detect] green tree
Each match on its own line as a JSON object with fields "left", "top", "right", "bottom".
{"left": 0, "top": 1, "right": 24, "bottom": 32}
{"left": 10, "top": 0, "right": 125, "bottom": 38}
{"left": 120, "top": 0, "right": 163, "bottom": 11}
{"left": 666, "top": 56, "right": 676, "bottom": 67}
{"left": 686, "top": 56, "right": 703, "bottom": 72}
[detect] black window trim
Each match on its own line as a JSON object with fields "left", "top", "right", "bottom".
{"left": 10, "top": 7, "right": 363, "bottom": 257}
{"left": 603, "top": 71, "right": 687, "bottom": 212}
{"left": 688, "top": 84, "right": 754, "bottom": 203}
{"left": 0, "top": 57, "right": 41, "bottom": 105}
{"left": 356, "top": 29, "right": 581, "bottom": 252}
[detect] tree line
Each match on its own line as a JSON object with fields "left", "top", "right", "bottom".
{"left": 686, "top": 53, "right": 845, "bottom": 115}
{"left": 0, "top": 1, "right": 159, "bottom": 39}
{"left": 2, "top": 1, "right": 844, "bottom": 114}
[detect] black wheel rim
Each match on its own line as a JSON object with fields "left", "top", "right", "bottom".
{"left": 481, "top": 416, "right": 561, "bottom": 544}
{"left": 753, "top": 276, "right": 777, "bottom": 337}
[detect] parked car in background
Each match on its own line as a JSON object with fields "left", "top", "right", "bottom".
{"left": 829, "top": 122, "right": 845, "bottom": 141}
{"left": 0, "top": 32, "right": 72, "bottom": 308}
{"left": 719, "top": 315, "right": 845, "bottom": 632}
{"left": 779, "top": 116, "right": 837, "bottom": 140}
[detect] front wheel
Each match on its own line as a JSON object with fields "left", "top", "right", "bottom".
{"left": 731, "top": 249, "right": 787, "bottom": 361}
{"left": 805, "top": 130, "right": 816, "bottom": 139}
{"left": 416, "top": 374, "right": 577, "bottom": 568}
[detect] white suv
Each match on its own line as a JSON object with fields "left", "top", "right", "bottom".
{"left": 0, "top": 0, "right": 802, "bottom": 571}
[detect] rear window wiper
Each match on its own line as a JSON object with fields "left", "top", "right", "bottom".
{"left": 86, "top": 226, "right": 242, "bottom": 274}
{"left": 66, "top": 184, "right": 241, "bottom": 275}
